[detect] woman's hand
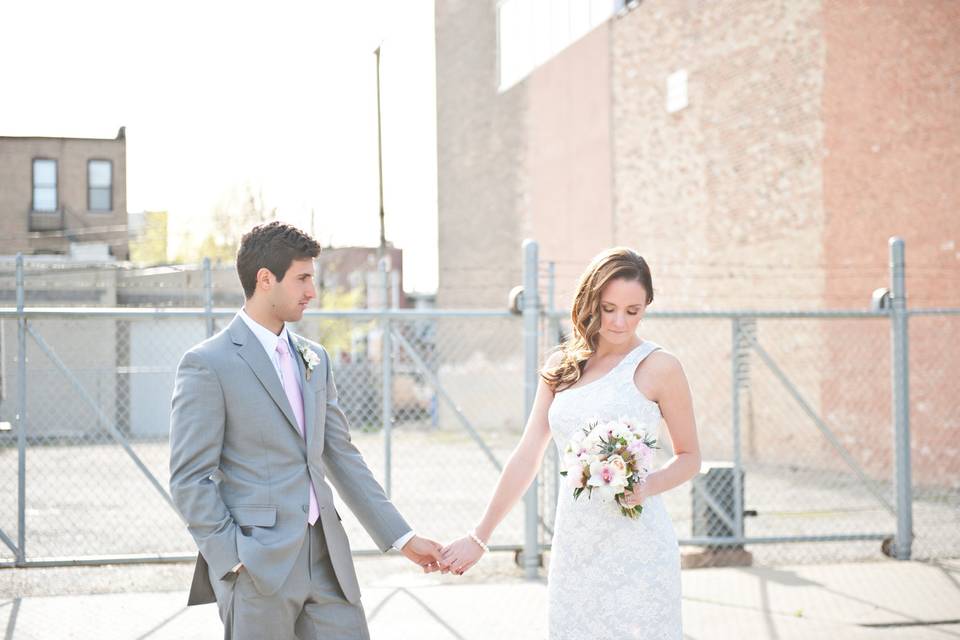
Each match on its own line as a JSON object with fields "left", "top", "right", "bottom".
{"left": 437, "top": 368, "right": 557, "bottom": 578}
{"left": 620, "top": 481, "right": 648, "bottom": 509}
{"left": 440, "top": 535, "right": 486, "bottom": 575}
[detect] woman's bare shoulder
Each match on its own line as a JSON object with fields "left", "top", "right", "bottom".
{"left": 646, "top": 348, "right": 682, "bottom": 372}
{"left": 637, "top": 348, "right": 685, "bottom": 387}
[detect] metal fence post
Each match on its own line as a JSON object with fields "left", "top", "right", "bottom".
{"left": 203, "top": 257, "right": 214, "bottom": 338}
{"left": 380, "top": 260, "right": 393, "bottom": 498}
{"left": 547, "top": 261, "right": 559, "bottom": 344}
{"left": 546, "top": 261, "right": 559, "bottom": 524}
{"left": 16, "top": 253, "right": 26, "bottom": 565}
{"left": 890, "top": 237, "right": 913, "bottom": 560}
{"left": 522, "top": 240, "right": 540, "bottom": 578}
{"left": 731, "top": 318, "right": 745, "bottom": 541}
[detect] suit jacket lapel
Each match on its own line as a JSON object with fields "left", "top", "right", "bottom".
{"left": 289, "top": 332, "right": 317, "bottom": 448}
{"left": 229, "top": 315, "right": 303, "bottom": 441}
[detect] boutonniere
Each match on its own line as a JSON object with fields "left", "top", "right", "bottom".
{"left": 294, "top": 339, "right": 321, "bottom": 381}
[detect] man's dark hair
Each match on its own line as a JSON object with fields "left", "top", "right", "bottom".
{"left": 236, "top": 222, "right": 321, "bottom": 298}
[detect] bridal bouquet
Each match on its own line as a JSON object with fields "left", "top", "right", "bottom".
{"left": 560, "top": 417, "right": 658, "bottom": 518}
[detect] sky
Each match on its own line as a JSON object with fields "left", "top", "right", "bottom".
{"left": 0, "top": 1, "right": 439, "bottom": 293}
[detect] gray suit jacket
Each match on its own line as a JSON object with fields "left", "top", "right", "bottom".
{"left": 169, "top": 314, "right": 410, "bottom": 605}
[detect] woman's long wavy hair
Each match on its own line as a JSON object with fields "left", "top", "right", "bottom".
{"left": 540, "top": 247, "right": 653, "bottom": 392}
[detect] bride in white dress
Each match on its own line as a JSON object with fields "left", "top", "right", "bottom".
{"left": 440, "top": 248, "right": 701, "bottom": 639}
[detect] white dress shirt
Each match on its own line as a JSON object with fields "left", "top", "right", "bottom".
{"left": 238, "top": 308, "right": 300, "bottom": 392}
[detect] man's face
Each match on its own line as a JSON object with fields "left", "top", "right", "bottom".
{"left": 266, "top": 258, "right": 317, "bottom": 323}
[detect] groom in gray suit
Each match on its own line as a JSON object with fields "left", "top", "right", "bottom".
{"left": 169, "top": 222, "right": 442, "bottom": 639}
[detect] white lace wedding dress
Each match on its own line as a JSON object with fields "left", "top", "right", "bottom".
{"left": 547, "top": 341, "right": 682, "bottom": 639}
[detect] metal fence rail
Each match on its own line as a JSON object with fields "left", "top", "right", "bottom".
{"left": 0, "top": 238, "right": 957, "bottom": 571}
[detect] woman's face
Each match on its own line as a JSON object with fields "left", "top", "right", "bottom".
{"left": 596, "top": 277, "right": 648, "bottom": 347}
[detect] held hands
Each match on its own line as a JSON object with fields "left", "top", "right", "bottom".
{"left": 400, "top": 535, "right": 444, "bottom": 573}
{"left": 439, "top": 532, "right": 488, "bottom": 575}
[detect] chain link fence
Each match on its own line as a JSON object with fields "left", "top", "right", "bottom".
{"left": 907, "top": 312, "right": 960, "bottom": 561}
{"left": 0, "top": 246, "right": 957, "bottom": 571}
{"left": 542, "top": 307, "right": 958, "bottom": 567}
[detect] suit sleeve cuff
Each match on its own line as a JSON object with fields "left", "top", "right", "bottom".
{"left": 393, "top": 530, "right": 416, "bottom": 551}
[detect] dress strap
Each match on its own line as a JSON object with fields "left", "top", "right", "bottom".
{"left": 620, "top": 341, "right": 661, "bottom": 378}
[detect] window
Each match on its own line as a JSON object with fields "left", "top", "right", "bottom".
{"left": 88, "top": 159, "right": 112, "bottom": 212}
{"left": 32, "top": 159, "right": 57, "bottom": 212}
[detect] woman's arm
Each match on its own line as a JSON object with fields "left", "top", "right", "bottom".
{"left": 439, "top": 369, "right": 557, "bottom": 574}
{"left": 623, "top": 351, "right": 701, "bottom": 507}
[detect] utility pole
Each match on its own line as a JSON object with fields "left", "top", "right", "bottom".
{"left": 375, "top": 45, "right": 386, "bottom": 262}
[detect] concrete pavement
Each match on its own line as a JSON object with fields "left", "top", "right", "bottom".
{"left": 2, "top": 555, "right": 958, "bottom": 639}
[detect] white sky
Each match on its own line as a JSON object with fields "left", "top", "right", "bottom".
{"left": 0, "top": 0, "right": 439, "bottom": 293}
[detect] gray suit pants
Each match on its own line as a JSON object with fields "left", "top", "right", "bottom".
{"left": 209, "top": 524, "right": 369, "bottom": 640}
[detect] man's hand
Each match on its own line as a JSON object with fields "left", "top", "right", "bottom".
{"left": 400, "top": 535, "right": 444, "bottom": 573}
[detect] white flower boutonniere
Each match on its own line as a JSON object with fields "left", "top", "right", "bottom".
{"left": 295, "top": 339, "right": 321, "bottom": 381}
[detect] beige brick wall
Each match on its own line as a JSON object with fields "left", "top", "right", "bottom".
{"left": 436, "top": 1, "right": 831, "bottom": 309}
{"left": 434, "top": 2, "right": 620, "bottom": 430}
{"left": 610, "top": 1, "right": 827, "bottom": 311}
{"left": 435, "top": 0, "right": 527, "bottom": 311}
{"left": 0, "top": 134, "right": 128, "bottom": 259}
{"left": 435, "top": 2, "right": 617, "bottom": 311}
{"left": 527, "top": 24, "right": 616, "bottom": 306}
{"left": 435, "top": 1, "right": 527, "bottom": 429}
{"left": 606, "top": 2, "right": 829, "bottom": 466}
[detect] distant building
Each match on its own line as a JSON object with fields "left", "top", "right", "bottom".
{"left": 0, "top": 128, "right": 128, "bottom": 259}
{"left": 317, "top": 245, "right": 407, "bottom": 308}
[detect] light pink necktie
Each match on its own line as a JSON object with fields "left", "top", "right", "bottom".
{"left": 276, "top": 339, "right": 320, "bottom": 525}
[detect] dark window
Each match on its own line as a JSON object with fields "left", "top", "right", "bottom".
{"left": 32, "top": 159, "right": 57, "bottom": 212}
{"left": 88, "top": 159, "right": 112, "bottom": 212}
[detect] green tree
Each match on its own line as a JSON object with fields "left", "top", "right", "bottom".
{"left": 299, "top": 288, "right": 366, "bottom": 358}
{"left": 179, "top": 183, "right": 277, "bottom": 263}
{"left": 129, "top": 210, "right": 169, "bottom": 265}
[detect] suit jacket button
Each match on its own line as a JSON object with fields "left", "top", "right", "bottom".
{"left": 302, "top": 505, "right": 308, "bottom": 513}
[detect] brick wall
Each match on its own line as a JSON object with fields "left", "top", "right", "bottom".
{"left": 435, "top": 0, "right": 527, "bottom": 310}
{"left": 434, "top": 1, "right": 960, "bottom": 481}
{"left": 820, "top": 1, "right": 960, "bottom": 486}
{"left": 611, "top": 1, "right": 827, "bottom": 311}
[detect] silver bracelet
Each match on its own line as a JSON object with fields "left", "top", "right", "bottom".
{"left": 468, "top": 531, "right": 489, "bottom": 553}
